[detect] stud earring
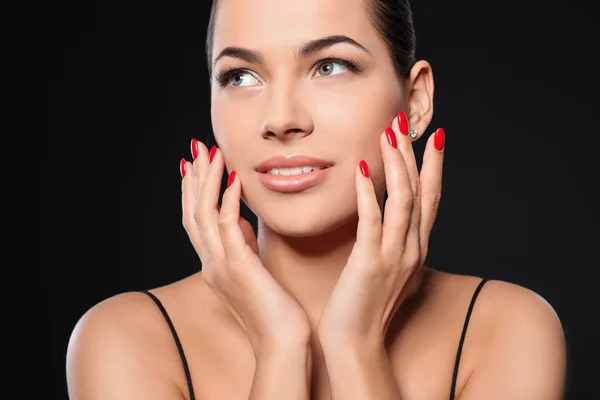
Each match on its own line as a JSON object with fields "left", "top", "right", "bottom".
{"left": 409, "top": 129, "right": 418, "bottom": 139}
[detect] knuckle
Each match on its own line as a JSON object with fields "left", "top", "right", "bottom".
{"left": 367, "top": 217, "right": 381, "bottom": 232}
{"left": 413, "top": 182, "right": 421, "bottom": 200}
{"left": 363, "top": 209, "right": 382, "bottom": 225}
{"left": 407, "top": 251, "right": 421, "bottom": 268}
{"left": 193, "top": 212, "right": 203, "bottom": 226}
{"left": 217, "top": 217, "right": 233, "bottom": 231}
{"left": 183, "top": 215, "right": 196, "bottom": 232}
{"left": 218, "top": 210, "right": 237, "bottom": 231}
{"left": 432, "top": 190, "right": 442, "bottom": 213}
{"left": 401, "top": 194, "right": 415, "bottom": 212}
{"left": 421, "top": 242, "right": 429, "bottom": 262}
{"left": 404, "top": 245, "right": 421, "bottom": 267}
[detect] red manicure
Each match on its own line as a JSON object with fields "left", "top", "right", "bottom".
{"left": 434, "top": 128, "right": 445, "bottom": 151}
{"left": 180, "top": 158, "right": 187, "bottom": 178}
{"left": 191, "top": 138, "right": 199, "bottom": 160}
{"left": 398, "top": 111, "right": 409, "bottom": 136}
{"left": 385, "top": 127, "right": 397, "bottom": 148}
{"left": 227, "top": 170, "right": 237, "bottom": 187}
{"left": 209, "top": 145, "right": 217, "bottom": 163}
{"left": 359, "top": 160, "right": 369, "bottom": 177}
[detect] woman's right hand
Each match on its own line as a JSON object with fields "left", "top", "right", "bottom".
{"left": 181, "top": 139, "right": 311, "bottom": 356}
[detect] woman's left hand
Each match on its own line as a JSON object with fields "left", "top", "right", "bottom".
{"left": 317, "top": 112, "right": 445, "bottom": 346}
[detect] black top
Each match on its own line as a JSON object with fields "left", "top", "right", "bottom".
{"left": 140, "top": 277, "right": 488, "bottom": 400}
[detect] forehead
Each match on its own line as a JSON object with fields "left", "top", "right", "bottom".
{"left": 212, "top": 0, "right": 378, "bottom": 56}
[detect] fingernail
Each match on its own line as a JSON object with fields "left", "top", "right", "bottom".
{"left": 359, "top": 160, "right": 369, "bottom": 177}
{"left": 398, "top": 111, "right": 408, "bottom": 135}
{"left": 209, "top": 145, "right": 217, "bottom": 163}
{"left": 180, "top": 158, "right": 187, "bottom": 178}
{"left": 191, "top": 138, "right": 199, "bottom": 160}
{"left": 434, "top": 128, "right": 445, "bottom": 151}
{"left": 385, "top": 127, "right": 397, "bottom": 148}
{"left": 227, "top": 170, "right": 237, "bottom": 187}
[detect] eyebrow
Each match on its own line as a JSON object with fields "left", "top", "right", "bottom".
{"left": 212, "top": 35, "right": 371, "bottom": 68}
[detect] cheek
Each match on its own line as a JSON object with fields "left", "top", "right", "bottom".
{"left": 210, "top": 92, "right": 260, "bottom": 171}
{"left": 310, "top": 78, "right": 400, "bottom": 202}
{"left": 310, "top": 77, "right": 400, "bottom": 144}
{"left": 310, "top": 77, "right": 400, "bottom": 190}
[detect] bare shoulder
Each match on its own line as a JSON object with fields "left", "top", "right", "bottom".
{"left": 66, "top": 281, "right": 202, "bottom": 400}
{"left": 477, "top": 278, "right": 563, "bottom": 327}
{"left": 434, "top": 272, "right": 567, "bottom": 399}
{"left": 425, "top": 269, "right": 564, "bottom": 334}
{"left": 468, "top": 277, "right": 565, "bottom": 353}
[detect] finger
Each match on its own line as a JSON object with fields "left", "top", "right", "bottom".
{"left": 391, "top": 111, "right": 422, "bottom": 262}
{"left": 181, "top": 158, "right": 202, "bottom": 252}
{"left": 218, "top": 170, "right": 252, "bottom": 266}
{"left": 239, "top": 216, "right": 259, "bottom": 255}
{"left": 355, "top": 160, "right": 382, "bottom": 252}
{"left": 419, "top": 128, "right": 445, "bottom": 255}
{"left": 196, "top": 146, "right": 225, "bottom": 260}
{"left": 393, "top": 111, "right": 420, "bottom": 199}
{"left": 191, "top": 138, "right": 210, "bottom": 200}
{"left": 380, "top": 130, "right": 413, "bottom": 256}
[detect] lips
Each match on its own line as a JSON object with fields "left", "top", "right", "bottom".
{"left": 255, "top": 155, "right": 334, "bottom": 173}
{"left": 255, "top": 154, "right": 334, "bottom": 193}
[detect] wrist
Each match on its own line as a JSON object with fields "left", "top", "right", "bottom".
{"left": 319, "top": 333, "right": 386, "bottom": 361}
{"left": 318, "top": 326, "right": 385, "bottom": 351}
{"left": 256, "top": 338, "right": 312, "bottom": 363}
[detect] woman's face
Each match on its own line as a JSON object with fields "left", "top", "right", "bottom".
{"left": 211, "top": 0, "right": 403, "bottom": 237}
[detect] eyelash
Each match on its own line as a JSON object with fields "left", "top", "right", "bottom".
{"left": 215, "top": 57, "right": 364, "bottom": 88}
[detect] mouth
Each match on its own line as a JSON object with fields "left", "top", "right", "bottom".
{"left": 255, "top": 154, "right": 334, "bottom": 193}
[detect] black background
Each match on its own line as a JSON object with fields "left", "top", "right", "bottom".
{"left": 45, "top": 0, "right": 599, "bottom": 399}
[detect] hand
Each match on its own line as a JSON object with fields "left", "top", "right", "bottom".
{"left": 317, "top": 112, "right": 445, "bottom": 346}
{"left": 181, "top": 139, "right": 311, "bottom": 355}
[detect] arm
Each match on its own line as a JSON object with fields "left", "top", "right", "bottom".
{"left": 249, "top": 341, "right": 312, "bottom": 400}
{"left": 457, "top": 284, "right": 566, "bottom": 400}
{"left": 66, "top": 294, "right": 187, "bottom": 400}
{"left": 320, "top": 337, "right": 403, "bottom": 400}
{"left": 67, "top": 293, "right": 313, "bottom": 400}
{"left": 318, "top": 282, "right": 567, "bottom": 400}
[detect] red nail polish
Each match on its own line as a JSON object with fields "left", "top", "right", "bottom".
{"left": 191, "top": 138, "right": 199, "bottom": 160}
{"left": 209, "top": 146, "right": 217, "bottom": 163}
{"left": 385, "top": 127, "right": 397, "bottom": 148}
{"left": 180, "top": 158, "right": 187, "bottom": 178}
{"left": 398, "top": 111, "right": 408, "bottom": 135}
{"left": 227, "top": 170, "right": 237, "bottom": 187}
{"left": 434, "top": 128, "right": 445, "bottom": 151}
{"left": 359, "top": 160, "right": 369, "bottom": 177}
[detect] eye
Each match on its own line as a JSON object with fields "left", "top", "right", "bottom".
{"left": 230, "top": 71, "right": 260, "bottom": 87}
{"left": 315, "top": 60, "right": 350, "bottom": 77}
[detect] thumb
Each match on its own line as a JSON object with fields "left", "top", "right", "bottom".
{"left": 239, "top": 217, "right": 259, "bottom": 255}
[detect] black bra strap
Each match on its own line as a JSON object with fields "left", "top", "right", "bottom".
{"left": 140, "top": 290, "right": 196, "bottom": 400}
{"left": 449, "top": 278, "right": 489, "bottom": 400}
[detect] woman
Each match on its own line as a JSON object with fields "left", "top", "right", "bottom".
{"left": 66, "top": 0, "right": 567, "bottom": 399}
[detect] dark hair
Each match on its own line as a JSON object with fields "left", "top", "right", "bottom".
{"left": 204, "top": 0, "right": 416, "bottom": 146}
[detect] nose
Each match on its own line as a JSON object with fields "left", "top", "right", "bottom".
{"left": 259, "top": 82, "right": 314, "bottom": 140}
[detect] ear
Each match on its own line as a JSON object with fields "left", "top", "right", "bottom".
{"left": 406, "top": 60, "right": 434, "bottom": 140}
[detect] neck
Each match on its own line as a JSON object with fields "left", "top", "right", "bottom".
{"left": 255, "top": 216, "right": 424, "bottom": 328}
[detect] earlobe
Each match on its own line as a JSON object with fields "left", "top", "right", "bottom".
{"left": 407, "top": 60, "right": 434, "bottom": 139}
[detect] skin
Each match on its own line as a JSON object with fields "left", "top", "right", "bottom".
{"left": 66, "top": 0, "right": 567, "bottom": 399}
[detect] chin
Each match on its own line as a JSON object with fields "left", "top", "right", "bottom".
{"left": 244, "top": 183, "right": 359, "bottom": 238}
{"left": 262, "top": 210, "right": 353, "bottom": 237}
